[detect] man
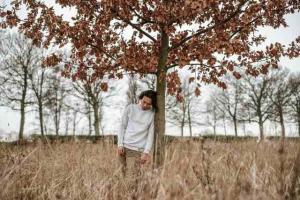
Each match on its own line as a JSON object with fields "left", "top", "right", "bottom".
{"left": 117, "top": 90, "right": 157, "bottom": 190}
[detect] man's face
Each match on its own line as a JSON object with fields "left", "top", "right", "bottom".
{"left": 140, "top": 96, "right": 152, "bottom": 110}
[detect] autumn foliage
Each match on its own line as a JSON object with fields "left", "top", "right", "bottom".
{"left": 0, "top": 1, "right": 299, "bottom": 90}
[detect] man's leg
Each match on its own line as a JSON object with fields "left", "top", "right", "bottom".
{"left": 118, "top": 151, "right": 126, "bottom": 177}
{"left": 124, "top": 148, "right": 141, "bottom": 191}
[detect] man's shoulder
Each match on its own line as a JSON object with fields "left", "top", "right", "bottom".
{"left": 126, "top": 103, "right": 136, "bottom": 109}
{"left": 125, "top": 103, "right": 135, "bottom": 108}
{"left": 125, "top": 103, "right": 137, "bottom": 113}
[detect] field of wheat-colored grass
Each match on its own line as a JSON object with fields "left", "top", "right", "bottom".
{"left": 0, "top": 139, "right": 299, "bottom": 200}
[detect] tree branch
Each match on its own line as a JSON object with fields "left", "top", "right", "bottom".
{"left": 170, "top": 1, "right": 248, "bottom": 50}
{"left": 128, "top": 5, "right": 156, "bottom": 24}
{"left": 113, "top": 9, "right": 157, "bottom": 43}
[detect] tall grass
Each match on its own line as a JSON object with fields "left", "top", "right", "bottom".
{"left": 0, "top": 139, "right": 299, "bottom": 199}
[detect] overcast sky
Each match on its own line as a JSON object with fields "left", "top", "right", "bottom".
{"left": 0, "top": 6, "right": 299, "bottom": 140}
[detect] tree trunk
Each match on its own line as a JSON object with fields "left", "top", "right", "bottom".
{"left": 180, "top": 122, "right": 184, "bottom": 137}
{"left": 213, "top": 125, "right": 216, "bottom": 136}
{"left": 19, "top": 99, "right": 25, "bottom": 141}
{"left": 213, "top": 109, "right": 217, "bottom": 136}
{"left": 38, "top": 71, "right": 45, "bottom": 136}
{"left": 19, "top": 67, "right": 28, "bottom": 141}
{"left": 73, "top": 111, "right": 77, "bottom": 136}
{"left": 153, "top": 28, "right": 168, "bottom": 168}
{"left": 154, "top": 77, "right": 166, "bottom": 168}
{"left": 65, "top": 114, "right": 69, "bottom": 135}
{"left": 54, "top": 91, "right": 60, "bottom": 136}
{"left": 298, "top": 117, "right": 300, "bottom": 137}
{"left": 274, "top": 119, "right": 278, "bottom": 136}
{"left": 223, "top": 117, "right": 227, "bottom": 136}
{"left": 279, "top": 108, "right": 285, "bottom": 139}
{"left": 38, "top": 98, "right": 44, "bottom": 136}
{"left": 181, "top": 102, "right": 186, "bottom": 137}
{"left": 88, "top": 107, "right": 92, "bottom": 136}
{"left": 297, "top": 107, "right": 300, "bottom": 137}
{"left": 93, "top": 102, "right": 100, "bottom": 136}
{"left": 233, "top": 116, "right": 238, "bottom": 137}
{"left": 55, "top": 110, "right": 59, "bottom": 136}
{"left": 258, "top": 114, "right": 264, "bottom": 140}
{"left": 188, "top": 101, "right": 192, "bottom": 137}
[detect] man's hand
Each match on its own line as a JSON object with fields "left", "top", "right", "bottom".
{"left": 140, "top": 153, "right": 150, "bottom": 164}
{"left": 117, "top": 146, "right": 124, "bottom": 156}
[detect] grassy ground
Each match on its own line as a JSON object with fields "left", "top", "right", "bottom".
{"left": 0, "top": 139, "right": 299, "bottom": 200}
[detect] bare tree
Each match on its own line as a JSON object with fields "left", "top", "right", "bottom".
{"left": 44, "top": 68, "right": 69, "bottom": 136}
{"left": 288, "top": 72, "right": 300, "bottom": 136}
{"left": 268, "top": 69, "right": 292, "bottom": 139}
{"left": 65, "top": 89, "right": 94, "bottom": 136}
{"left": 0, "top": 32, "right": 38, "bottom": 141}
{"left": 72, "top": 78, "right": 115, "bottom": 136}
{"left": 205, "top": 94, "right": 225, "bottom": 136}
{"left": 29, "top": 61, "right": 53, "bottom": 136}
{"left": 166, "top": 75, "right": 200, "bottom": 137}
{"left": 214, "top": 77, "right": 244, "bottom": 137}
{"left": 63, "top": 96, "right": 84, "bottom": 136}
{"left": 244, "top": 74, "right": 273, "bottom": 140}
{"left": 64, "top": 109, "right": 71, "bottom": 135}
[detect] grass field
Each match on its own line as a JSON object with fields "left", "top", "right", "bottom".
{"left": 0, "top": 139, "right": 299, "bottom": 200}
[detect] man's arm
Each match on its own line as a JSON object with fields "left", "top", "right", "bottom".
{"left": 118, "top": 104, "right": 131, "bottom": 147}
{"left": 143, "top": 115, "right": 154, "bottom": 154}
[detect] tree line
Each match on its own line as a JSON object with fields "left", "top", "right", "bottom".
{"left": 0, "top": 32, "right": 118, "bottom": 141}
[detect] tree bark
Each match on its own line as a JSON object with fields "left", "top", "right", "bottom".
{"left": 223, "top": 117, "right": 227, "bottom": 136}
{"left": 38, "top": 98, "right": 44, "bottom": 136}
{"left": 38, "top": 71, "right": 45, "bottom": 136}
{"left": 19, "top": 99, "right": 25, "bottom": 141}
{"left": 279, "top": 108, "right": 285, "bottom": 139}
{"left": 54, "top": 90, "right": 60, "bottom": 136}
{"left": 213, "top": 109, "right": 217, "bottom": 136}
{"left": 73, "top": 111, "right": 77, "bottom": 136}
{"left": 180, "top": 102, "right": 186, "bottom": 137}
{"left": 188, "top": 102, "right": 192, "bottom": 137}
{"left": 213, "top": 125, "right": 216, "bottom": 136}
{"left": 93, "top": 102, "right": 100, "bottom": 136}
{"left": 297, "top": 107, "right": 300, "bottom": 137}
{"left": 180, "top": 122, "right": 184, "bottom": 137}
{"left": 258, "top": 112, "right": 264, "bottom": 140}
{"left": 88, "top": 106, "right": 92, "bottom": 136}
{"left": 233, "top": 116, "right": 238, "bottom": 137}
{"left": 19, "top": 66, "right": 28, "bottom": 141}
{"left": 153, "top": 28, "right": 168, "bottom": 168}
{"left": 65, "top": 114, "right": 69, "bottom": 135}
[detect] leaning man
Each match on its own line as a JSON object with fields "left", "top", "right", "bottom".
{"left": 117, "top": 90, "right": 157, "bottom": 191}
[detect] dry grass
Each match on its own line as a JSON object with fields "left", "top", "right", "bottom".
{"left": 0, "top": 139, "right": 299, "bottom": 200}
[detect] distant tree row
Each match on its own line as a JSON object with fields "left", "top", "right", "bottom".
{"left": 164, "top": 68, "right": 300, "bottom": 138}
{"left": 0, "top": 32, "right": 119, "bottom": 141}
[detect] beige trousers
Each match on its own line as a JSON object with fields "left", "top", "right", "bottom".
{"left": 118, "top": 147, "right": 142, "bottom": 191}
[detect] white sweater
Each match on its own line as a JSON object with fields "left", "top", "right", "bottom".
{"left": 117, "top": 103, "right": 155, "bottom": 154}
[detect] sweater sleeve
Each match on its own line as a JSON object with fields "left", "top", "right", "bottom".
{"left": 118, "top": 104, "right": 131, "bottom": 147}
{"left": 143, "top": 114, "right": 155, "bottom": 154}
